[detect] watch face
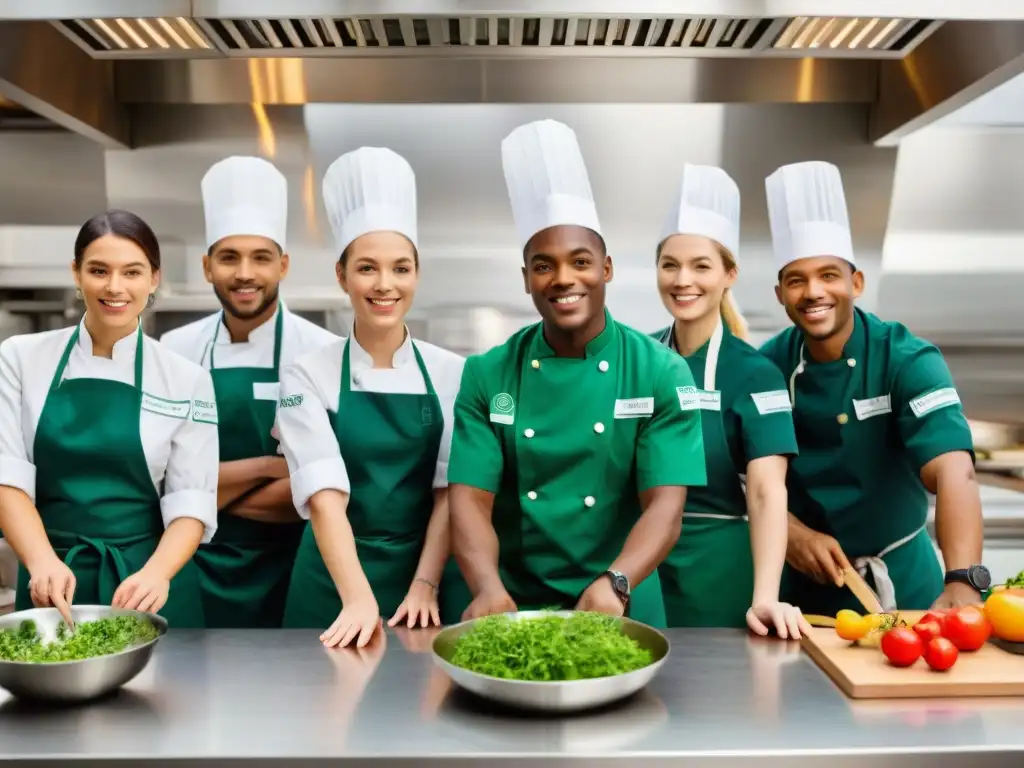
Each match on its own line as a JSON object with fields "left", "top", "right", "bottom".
{"left": 609, "top": 572, "right": 629, "bottom": 597}
{"left": 969, "top": 565, "right": 992, "bottom": 590}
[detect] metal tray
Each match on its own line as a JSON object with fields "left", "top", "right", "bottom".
{"left": 431, "top": 610, "right": 670, "bottom": 713}
{"left": 0, "top": 605, "right": 166, "bottom": 703}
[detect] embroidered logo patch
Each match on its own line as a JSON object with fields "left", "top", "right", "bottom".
{"left": 751, "top": 390, "right": 792, "bottom": 415}
{"left": 910, "top": 387, "right": 960, "bottom": 418}
{"left": 279, "top": 394, "right": 304, "bottom": 409}
{"left": 141, "top": 393, "right": 190, "bottom": 420}
{"left": 192, "top": 398, "right": 219, "bottom": 425}
{"left": 676, "top": 386, "right": 700, "bottom": 411}
{"left": 489, "top": 392, "right": 515, "bottom": 425}
{"left": 422, "top": 406, "right": 434, "bottom": 426}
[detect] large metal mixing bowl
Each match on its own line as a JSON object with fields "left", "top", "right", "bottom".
{"left": 432, "top": 610, "right": 670, "bottom": 713}
{"left": 0, "top": 605, "right": 166, "bottom": 703}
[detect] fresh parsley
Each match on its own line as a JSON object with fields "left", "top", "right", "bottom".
{"left": 449, "top": 612, "right": 653, "bottom": 681}
{"left": 0, "top": 616, "right": 159, "bottom": 663}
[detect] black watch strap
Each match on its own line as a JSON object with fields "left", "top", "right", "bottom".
{"left": 944, "top": 565, "right": 991, "bottom": 592}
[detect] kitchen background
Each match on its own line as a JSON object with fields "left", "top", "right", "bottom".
{"left": 2, "top": 3, "right": 1023, "bottom": 610}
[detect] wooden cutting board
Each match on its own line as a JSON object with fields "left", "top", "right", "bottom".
{"left": 802, "top": 610, "right": 1024, "bottom": 699}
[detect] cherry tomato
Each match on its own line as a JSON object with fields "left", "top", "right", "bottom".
{"left": 924, "top": 637, "right": 959, "bottom": 671}
{"left": 920, "top": 610, "right": 949, "bottom": 634}
{"left": 943, "top": 606, "right": 992, "bottom": 651}
{"left": 835, "top": 609, "right": 870, "bottom": 641}
{"left": 881, "top": 626, "right": 924, "bottom": 667}
{"left": 913, "top": 620, "right": 942, "bottom": 644}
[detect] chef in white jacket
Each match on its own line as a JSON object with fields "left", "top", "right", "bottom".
{"left": 160, "top": 156, "right": 336, "bottom": 628}
{"left": 0, "top": 209, "right": 217, "bottom": 628}
{"left": 275, "top": 146, "right": 470, "bottom": 647}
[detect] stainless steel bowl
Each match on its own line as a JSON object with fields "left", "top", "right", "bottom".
{"left": 431, "top": 610, "right": 670, "bottom": 713}
{"left": 0, "top": 605, "right": 167, "bottom": 703}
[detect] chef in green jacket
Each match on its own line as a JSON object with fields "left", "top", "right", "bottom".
{"left": 447, "top": 119, "right": 707, "bottom": 628}
{"left": 275, "top": 147, "right": 470, "bottom": 647}
{"left": 760, "top": 161, "right": 987, "bottom": 615}
{"left": 161, "top": 157, "right": 337, "bottom": 628}
{"left": 651, "top": 164, "right": 809, "bottom": 638}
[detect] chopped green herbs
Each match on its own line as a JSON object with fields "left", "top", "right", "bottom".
{"left": 449, "top": 612, "right": 653, "bottom": 681}
{"left": 0, "top": 616, "right": 159, "bottom": 663}
{"left": 1006, "top": 570, "right": 1024, "bottom": 589}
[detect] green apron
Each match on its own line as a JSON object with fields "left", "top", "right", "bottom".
{"left": 494, "top": 319, "right": 665, "bottom": 627}
{"left": 778, "top": 313, "right": 942, "bottom": 615}
{"left": 282, "top": 337, "right": 471, "bottom": 628}
{"left": 15, "top": 324, "right": 204, "bottom": 627}
{"left": 655, "top": 321, "right": 753, "bottom": 628}
{"left": 195, "top": 305, "right": 305, "bottom": 628}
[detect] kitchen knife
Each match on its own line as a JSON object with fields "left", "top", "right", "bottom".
{"left": 841, "top": 566, "right": 885, "bottom": 615}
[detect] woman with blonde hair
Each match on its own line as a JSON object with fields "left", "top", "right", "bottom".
{"left": 652, "top": 164, "right": 810, "bottom": 638}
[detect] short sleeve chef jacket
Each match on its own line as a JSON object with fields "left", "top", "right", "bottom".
{"left": 275, "top": 334, "right": 466, "bottom": 519}
{"left": 0, "top": 323, "right": 220, "bottom": 542}
{"left": 759, "top": 307, "right": 975, "bottom": 557}
{"left": 448, "top": 310, "right": 707, "bottom": 609}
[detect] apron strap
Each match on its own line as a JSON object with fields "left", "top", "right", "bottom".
{"left": 209, "top": 301, "right": 284, "bottom": 372}
{"left": 50, "top": 323, "right": 145, "bottom": 392}
{"left": 852, "top": 524, "right": 926, "bottom": 613}
{"left": 64, "top": 536, "right": 136, "bottom": 603}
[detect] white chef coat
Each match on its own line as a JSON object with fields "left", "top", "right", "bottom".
{"left": 0, "top": 321, "right": 220, "bottom": 542}
{"left": 276, "top": 332, "right": 466, "bottom": 519}
{"left": 159, "top": 302, "right": 338, "bottom": 372}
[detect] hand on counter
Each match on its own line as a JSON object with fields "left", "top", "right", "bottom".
{"left": 575, "top": 576, "right": 626, "bottom": 617}
{"left": 388, "top": 579, "right": 440, "bottom": 629}
{"left": 930, "top": 581, "right": 983, "bottom": 610}
{"left": 461, "top": 587, "right": 517, "bottom": 621}
{"left": 786, "top": 527, "right": 852, "bottom": 587}
{"left": 112, "top": 568, "right": 169, "bottom": 614}
{"left": 746, "top": 600, "right": 811, "bottom": 640}
{"left": 321, "top": 598, "right": 381, "bottom": 649}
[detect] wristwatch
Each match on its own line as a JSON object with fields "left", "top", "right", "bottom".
{"left": 944, "top": 565, "right": 992, "bottom": 592}
{"left": 604, "top": 570, "right": 631, "bottom": 606}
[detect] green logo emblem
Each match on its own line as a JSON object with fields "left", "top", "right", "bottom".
{"left": 279, "top": 394, "right": 304, "bottom": 408}
{"left": 491, "top": 393, "right": 515, "bottom": 413}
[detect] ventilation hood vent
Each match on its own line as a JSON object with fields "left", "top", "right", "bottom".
{"left": 52, "top": 14, "right": 939, "bottom": 59}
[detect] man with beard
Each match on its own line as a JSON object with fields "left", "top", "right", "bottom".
{"left": 759, "top": 160, "right": 987, "bottom": 616}
{"left": 447, "top": 119, "right": 707, "bottom": 627}
{"left": 160, "top": 156, "right": 337, "bottom": 627}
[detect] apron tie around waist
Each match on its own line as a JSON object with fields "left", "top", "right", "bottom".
{"left": 63, "top": 535, "right": 137, "bottom": 604}
{"left": 852, "top": 524, "right": 926, "bottom": 613}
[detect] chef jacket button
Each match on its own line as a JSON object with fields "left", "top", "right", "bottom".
{"left": 352, "top": 374, "right": 361, "bottom": 386}
{"left": 524, "top": 428, "right": 535, "bottom": 438}
{"left": 531, "top": 359, "right": 540, "bottom": 369}
{"left": 584, "top": 496, "right": 596, "bottom": 507}
{"left": 598, "top": 360, "right": 609, "bottom": 372}
{"left": 837, "top": 413, "right": 849, "bottom": 425}
{"left": 527, "top": 491, "right": 537, "bottom": 500}
{"left": 847, "top": 358, "right": 857, "bottom": 368}
{"left": 594, "top": 422, "right": 604, "bottom": 434}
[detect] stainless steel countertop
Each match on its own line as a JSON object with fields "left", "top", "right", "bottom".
{"left": 1, "top": 628, "right": 1022, "bottom": 767}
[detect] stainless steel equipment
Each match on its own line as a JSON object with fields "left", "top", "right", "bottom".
{"left": 431, "top": 610, "right": 670, "bottom": 713}
{"left": 0, "top": 605, "right": 166, "bottom": 703}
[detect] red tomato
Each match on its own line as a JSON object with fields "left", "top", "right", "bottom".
{"left": 924, "top": 637, "right": 959, "bottom": 671}
{"left": 913, "top": 620, "right": 942, "bottom": 644}
{"left": 921, "top": 610, "right": 949, "bottom": 633}
{"left": 881, "top": 626, "right": 924, "bottom": 667}
{"left": 943, "top": 606, "right": 992, "bottom": 651}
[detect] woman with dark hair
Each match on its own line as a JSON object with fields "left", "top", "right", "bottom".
{"left": 0, "top": 209, "right": 216, "bottom": 628}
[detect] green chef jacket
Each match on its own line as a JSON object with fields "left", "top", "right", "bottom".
{"left": 759, "top": 307, "right": 975, "bottom": 615}
{"left": 447, "top": 309, "right": 708, "bottom": 628}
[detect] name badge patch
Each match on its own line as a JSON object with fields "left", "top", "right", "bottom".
{"left": 141, "top": 393, "right": 190, "bottom": 420}
{"left": 751, "top": 390, "right": 792, "bottom": 415}
{"left": 910, "top": 387, "right": 961, "bottom": 418}
{"left": 853, "top": 394, "right": 892, "bottom": 421}
{"left": 253, "top": 381, "right": 280, "bottom": 401}
{"left": 615, "top": 397, "right": 654, "bottom": 419}
{"left": 698, "top": 390, "right": 722, "bottom": 412}
{"left": 489, "top": 392, "right": 515, "bottom": 425}
{"left": 676, "top": 386, "right": 700, "bottom": 412}
{"left": 192, "top": 398, "right": 219, "bottom": 425}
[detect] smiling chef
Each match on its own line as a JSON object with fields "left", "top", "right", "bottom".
{"left": 758, "top": 160, "right": 988, "bottom": 616}
{"left": 446, "top": 119, "right": 707, "bottom": 628}
{"left": 160, "top": 156, "right": 337, "bottom": 628}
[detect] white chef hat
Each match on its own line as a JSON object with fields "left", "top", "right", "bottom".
{"left": 201, "top": 156, "right": 288, "bottom": 251}
{"left": 660, "top": 164, "right": 740, "bottom": 258}
{"left": 765, "top": 160, "right": 855, "bottom": 269}
{"left": 501, "top": 119, "right": 602, "bottom": 251}
{"left": 321, "top": 147, "right": 417, "bottom": 257}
